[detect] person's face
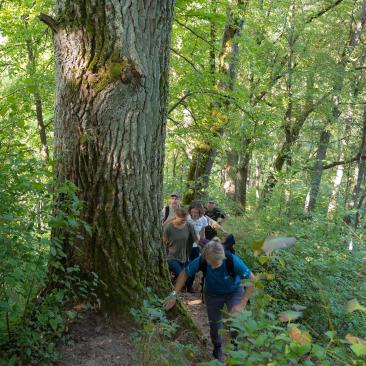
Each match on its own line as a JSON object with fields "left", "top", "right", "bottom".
{"left": 190, "top": 208, "right": 200, "bottom": 220}
{"left": 170, "top": 195, "right": 179, "bottom": 207}
{"left": 207, "top": 258, "right": 223, "bottom": 269}
{"left": 174, "top": 215, "right": 187, "bottom": 225}
{"left": 207, "top": 202, "right": 215, "bottom": 211}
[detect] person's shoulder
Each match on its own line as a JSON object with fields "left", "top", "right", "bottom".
{"left": 164, "top": 222, "right": 173, "bottom": 231}
{"left": 232, "top": 254, "right": 250, "bottom": 270}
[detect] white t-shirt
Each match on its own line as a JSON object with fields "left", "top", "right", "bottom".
{"left": 187, "top": 216, "right": 208, "bottom": 247}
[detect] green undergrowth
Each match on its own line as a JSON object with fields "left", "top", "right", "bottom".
{"left": 130, "top": 288, "right": 205, "bottom": 366}
{"left": 0, "top": 180, "right": 100, "bottom": 365}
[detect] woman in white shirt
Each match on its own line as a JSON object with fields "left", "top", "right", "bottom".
{"left": 185, "top": 201, "right": 208, "bottom": 292}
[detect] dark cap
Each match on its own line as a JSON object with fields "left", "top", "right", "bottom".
{"left": 170, "top": 192, "right": 180, "bottom": 198}
{"left": 208, "top": 198, "right": 216, "bottom": 204}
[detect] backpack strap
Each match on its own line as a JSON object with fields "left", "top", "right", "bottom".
{"left": 199, "top": 251, "right": 235, "bottom": 279}
{"left": 225, "top": 251, "right": 236, "bottom": 278}
{"left": 163, "top": 205, "right": 170, "bottom": 222}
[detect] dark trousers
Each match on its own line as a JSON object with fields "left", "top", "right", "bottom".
{"left": 204, "top": 286, "right": 244, "bottom": 350}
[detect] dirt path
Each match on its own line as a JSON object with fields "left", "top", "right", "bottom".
{"left": 58, "top": 282, "right": 212, "bottom": 365}
{"left": 57, "top": 312, "right": 136, "bottom": 366}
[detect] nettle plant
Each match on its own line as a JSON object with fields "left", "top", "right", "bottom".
{"left": 130, "top": 288, "right": 199, "bottom": 366}
{"left": 203, "top": 297, "right": 366, "bottom": 366}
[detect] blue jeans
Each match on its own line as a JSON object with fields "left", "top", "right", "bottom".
{"left": 167, "top": 259, "right": 187, "bottom": 282}
{"left": 204, "top": 285, "right": 244, "bottom": 350}
{"left": 185, "top": 247, "right": 200, "bottom": 290}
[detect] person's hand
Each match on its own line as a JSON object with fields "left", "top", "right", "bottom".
{"left": 230, "top": 300, "right": 247, "bottom": 313}
{"left": 163, "top": 294, "right": 177, "bottom": 310}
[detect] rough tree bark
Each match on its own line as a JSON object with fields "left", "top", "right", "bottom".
{"left": 41, "top": 0, "right": 174, "bottom": 313}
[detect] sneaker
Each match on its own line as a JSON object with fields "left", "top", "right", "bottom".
{"left": 213, "top": 346, "right": 223, "bottom": 362}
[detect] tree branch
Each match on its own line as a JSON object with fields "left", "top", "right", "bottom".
{"left": 306, "top": 0, "right": 345, "bottom": 24}
{"left": 168, "top": 91, "right": 192, "bottom": 114}
{"left": 38, "top": 13, "right": 59, "bottom": 33}
{"left": 170, "top": 48, "right": 200, "bottom": 71}
{"left": 322, "top": 154, "right": 366, "bottom": 170}
{"left": 174, "top": 19, "right": 216, "bottom": 49}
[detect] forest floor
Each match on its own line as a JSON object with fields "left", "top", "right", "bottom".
{"left": 57, "top": 282, "right": 212, "bottom": 365}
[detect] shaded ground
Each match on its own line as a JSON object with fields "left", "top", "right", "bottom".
{"left": 58, "top": 276, "right": 212, "bottom": 365}
{"left": 57, "top": 312, "right": 136, "bottom": 366}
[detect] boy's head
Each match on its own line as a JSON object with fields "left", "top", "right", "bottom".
{"left": 174, "top": 207, "right": 188, "bottom": 225}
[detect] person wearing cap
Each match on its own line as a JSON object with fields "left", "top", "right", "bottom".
{"left": 205, "top": 199, "right": 227, "bottom": 240}
{"left": 162, "top": 192, "right": 181, "bottom": 225}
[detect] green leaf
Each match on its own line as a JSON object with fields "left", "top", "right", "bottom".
{"left": 346, "top": 298, "right": 366, "bottom": 313}
{"left": 259, "top": 255, "right": 269, "bottom": 265}
{"left": 350, "top": 343, "right": 366, "bottom": 356}
{"left": 49, "top": 318, "right": 58, "bottom": 331}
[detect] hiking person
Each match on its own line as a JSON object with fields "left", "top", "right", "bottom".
{"left": 164, "top": 239, "right": 255, "bottom": 361}
{"left": 185, "top": 201, "right": 208, "bottom": 292}
{"left": 162, "top": 192, "right": 181, "bottom": 225}
{"left": 163, "top": 207, "right": 198, "bottom": 282}
{"left": 205, "top": 199, "right": 227, "bottom": 240}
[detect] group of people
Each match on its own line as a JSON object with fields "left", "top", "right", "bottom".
{"left": 161, "top": 192, "right": 256, "bottom": 362}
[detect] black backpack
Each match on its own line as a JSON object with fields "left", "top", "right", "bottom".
{"left": 199, "top": 250, "right": 236, "bottom": 302}
{"left": 163, "top": 206, "right": 170, "bottom": 222}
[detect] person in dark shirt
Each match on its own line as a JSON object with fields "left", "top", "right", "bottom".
{"left": 205, "top": 199, "right": 227, "bottom": 240}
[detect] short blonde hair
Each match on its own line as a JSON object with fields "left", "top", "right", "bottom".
{"left": 202, "top": 238, "right": 225, "bottom": 263}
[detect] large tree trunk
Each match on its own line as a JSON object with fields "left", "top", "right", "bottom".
{"left": 44, "top": 0, "right": 174, "bottom": 313}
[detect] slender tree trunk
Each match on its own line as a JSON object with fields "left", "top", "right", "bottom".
{"left": 183, "top": 0, "right": 246, "bottom": 204}
{"left": 237, "top": 148, "right": 251, "bottom": 211}
{"left": 224, "top": 150, "right": 238, "bottom": 199}
{"left": 262, "top": 0, "right": 366, "bottom": 204}
{"left": 255, "top": 158, "right": 261, "bottom": 201}
{"left": 304, "top": 127, "right": 331, "bottom": 214}
{"left": 327, "top": 118, "right": 352, "bottom": 215}
{"left": 24, "top": 24, "right": 49, "bottom": 159}
{"left": 44, "top": 0, "right": 174, "bottom": 313}
{"left": 351, "top": 106, "right": 366, "bottom": 206}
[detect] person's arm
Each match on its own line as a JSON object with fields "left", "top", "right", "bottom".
{"left": 163, "top": 270, "right": 188, "bottom": 310}
{"left": 163, "top": 216, "right": 175, "bottom": 227}
{"left": 230, "top": 272, "right": 255, "bottom": 313}
{"left": 206, "top": 216, "right": 229, "bottom": 236}
{"left": 199, "top": 227, "right": 205, "bottom": 240}
{"left": 163, "top": 225, "right": 170, "bottom": 245}
{"left": 188, "top": 222, "right": 199, "bottom": 244}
